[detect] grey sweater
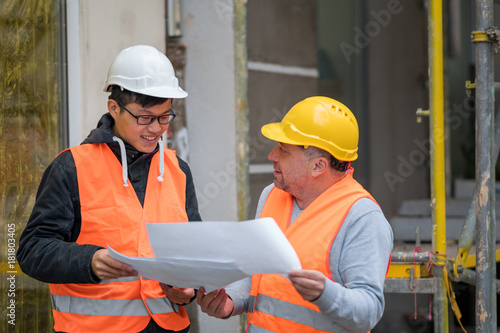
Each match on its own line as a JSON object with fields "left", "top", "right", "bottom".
{"left": 226, "top": 184, "right": 393, "bottom": 333}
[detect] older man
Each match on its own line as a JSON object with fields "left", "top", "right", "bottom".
{"left": 197, "top": 96, "right": 393, "bottom": 333}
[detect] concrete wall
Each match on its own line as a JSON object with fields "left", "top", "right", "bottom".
{"left": 182, "top": 0, "right": 241, "bottom": 332}
{"left": 182, "top": 0, "right": 240, "bottom": 224}
{"left": 246, "top": 0, "right": 318, "bottom": 217}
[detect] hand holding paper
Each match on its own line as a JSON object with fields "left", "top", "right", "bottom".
{"left": 108, "top": 218, "right": 301, "bottom": 292}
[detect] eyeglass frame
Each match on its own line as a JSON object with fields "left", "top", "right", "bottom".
{"left": 117, "top": 101, "right": 176, "bottom": 125}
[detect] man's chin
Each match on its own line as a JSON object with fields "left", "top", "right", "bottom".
{"left": 136, "top": 147, "right": 155, "bottom": 154}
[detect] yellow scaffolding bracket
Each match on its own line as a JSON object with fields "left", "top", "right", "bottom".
{"left": 387, "top": 263, "right": 431, "bottom": 279}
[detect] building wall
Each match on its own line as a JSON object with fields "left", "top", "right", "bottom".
{"left": 246, "top": 0, "right": 318, "bottom": 218}
{"left": 366, "top": 0, "right": 429, "bottom": 216}
{"left": 182, "top": 0, "right": 241, "bottom": 224}
{"left": 182, "top": 0, "right": 242, "bottom": 332}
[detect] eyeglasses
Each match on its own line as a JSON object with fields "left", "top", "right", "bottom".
{"left": 117, "top": 101, "right": 176, "bottom": 125}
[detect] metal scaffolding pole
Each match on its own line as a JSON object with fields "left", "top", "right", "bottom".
{"left": 474, "top": 0, "right": 496, "bottom": 331}
{"left": 428, "top": 1, "right": 448, "bottom": 331}
{"left": 453, "top": 93, "right": 500, "bottom": 279}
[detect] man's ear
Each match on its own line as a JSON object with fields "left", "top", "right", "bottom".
{"left": 311, "top": 156, "right": 329, "bottom": 178}
{"left": 108, "top": 99, "right": 119, "bottom": 119}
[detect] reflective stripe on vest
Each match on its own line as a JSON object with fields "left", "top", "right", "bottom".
{"left": 247, "top": 170, "right": 375, "bottom": 333}
{"left": 249, "top": 294, "right": 336, "bottom": 332}
{"left": 145, "top": 297, "right": 177, "bottom": 315}
{"left": 51, "top": 293, "right": 176, "bottom": 317}
{"left": 247, "top": 323, "right": 275, "bottom": 333}
{"left": 50, "top": 144, "right": 190, "bottom": 333}
{"left": 51, "top": 294, "right": 150, "bottom": 317}
{"left": 101, "top": 276, "right": 140, "bottom": 283}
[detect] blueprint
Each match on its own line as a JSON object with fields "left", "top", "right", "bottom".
{"left": 108, "top": 218, "right": 301, "bottom": 292}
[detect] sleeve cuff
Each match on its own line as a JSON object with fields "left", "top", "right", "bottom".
{"left": 312, "top": 277, "right": 337, "bottom": 311}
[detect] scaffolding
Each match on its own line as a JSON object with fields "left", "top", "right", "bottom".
{"left": 385, "top": 0, "right": 499, "bottom": 332}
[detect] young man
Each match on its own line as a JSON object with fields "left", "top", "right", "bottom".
{"left": 197, "top": 96, "right": 393, "bottom": 332}
{"left": 17, "top": 45, "right": 200, "bottom": 333}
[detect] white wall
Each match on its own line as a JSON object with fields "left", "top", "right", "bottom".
{"left": 70, "top": 0, "right": 166, "bottom": 146}
{"left": 182, "top": 1, "right": 241, "bottom": 332}
{"left": 182, "top": 0, "right": 239, "bottom": 223}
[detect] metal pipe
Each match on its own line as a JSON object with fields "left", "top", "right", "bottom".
{"left": 474, "top": 0, "right": 496, "bottom": 331}
{"left": 234, "top": 1, "right": 248, "bottom": 332}
{"left": 390, "top": 251, "right": 430, "bottom": 263}
{"left": 429, "top": 0, "right": 447, "bottom": 259}
{"left": 454, "top": 105, "right": 500, "bottom": 277}
{"left": 451, "top": 266, "right": 500, "bottom": 294}
{"left": 428, "top": 1, "right": 448, "bottom": 332}
{"left": 234, "top": 0, "right": 249, "bottom": 223}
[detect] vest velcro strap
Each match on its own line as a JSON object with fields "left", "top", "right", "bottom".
{"left": 248, "top": 323, "right": 275, "bottom": 332}
{"left": 255, "top": 294, "right": 335, "bottom": 332}
{"left": 51, "top": 294, "right": 149, "bottom": 317}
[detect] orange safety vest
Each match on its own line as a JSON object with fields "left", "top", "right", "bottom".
{"left": 247, "top": 171, "right": 375, "bottom": 333}
{"left": 49, "top": 143, "right": 190, "bottom": 333}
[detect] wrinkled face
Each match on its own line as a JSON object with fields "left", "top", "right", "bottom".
{"left": 267, "top": 142, "right": 311, "bottom": 196}
{"left": 109, "top": 99, "right": 172, "bottom": 153}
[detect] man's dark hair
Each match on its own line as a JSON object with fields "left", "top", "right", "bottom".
{"left": 107, "top": 85, "right": 170, "bottom": 108}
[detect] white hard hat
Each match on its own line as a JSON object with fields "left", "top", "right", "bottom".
{"left": 103, "top": 45, "right": 187, "bottom": 99}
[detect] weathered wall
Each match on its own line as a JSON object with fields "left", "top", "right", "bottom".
{"left": 246, "top": 0, "right": 318, "bottom": 217}
{"left": 182, "top": 0, "right": 242, "bottom": 331}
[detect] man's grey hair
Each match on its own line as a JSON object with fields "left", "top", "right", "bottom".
{"left": 303, "top": 146, "right": 350, "bottom": 172}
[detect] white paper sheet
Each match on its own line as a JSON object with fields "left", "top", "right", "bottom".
{"left": 108, "top": 217, "right": 301, "bottom": 292}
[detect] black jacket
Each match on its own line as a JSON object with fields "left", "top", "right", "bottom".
{"left": 17, "top": 113, "right": 202, "bottom": 284}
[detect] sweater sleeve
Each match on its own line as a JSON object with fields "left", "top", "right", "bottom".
{"left": 16, "top": 151, "right": 102, "bottom": 284}
{"left": 312, "top": 198, "right": 393, "bottom": 332}
{"left": 225, "top": 277, "right": 251, "bottom": 316}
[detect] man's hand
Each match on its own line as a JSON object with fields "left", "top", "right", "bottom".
{"left": 288, "top": 269, "right": 326, "bottom": 301}
{"left": 160, "top": 284, "right": 195, "bottom": 305}
{"left": 91, "top": 249, "right": 137, "bottom": 280}
{"left": 197, "top": 287, "right": 234, "bottom": 318}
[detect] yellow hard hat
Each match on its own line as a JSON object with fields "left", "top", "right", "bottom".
{"left": 261, "top": 96, "right": 359, "bottom": 161}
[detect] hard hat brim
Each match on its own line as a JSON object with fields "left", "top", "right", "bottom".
{"left": 261, "top": 123, "right": 303, "bottom": 146}
{"left": 103, "top": 83, "right": 188, "bottom": 99}
{"left": 131, "top": 86, "right": 188, "bottom": 99}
